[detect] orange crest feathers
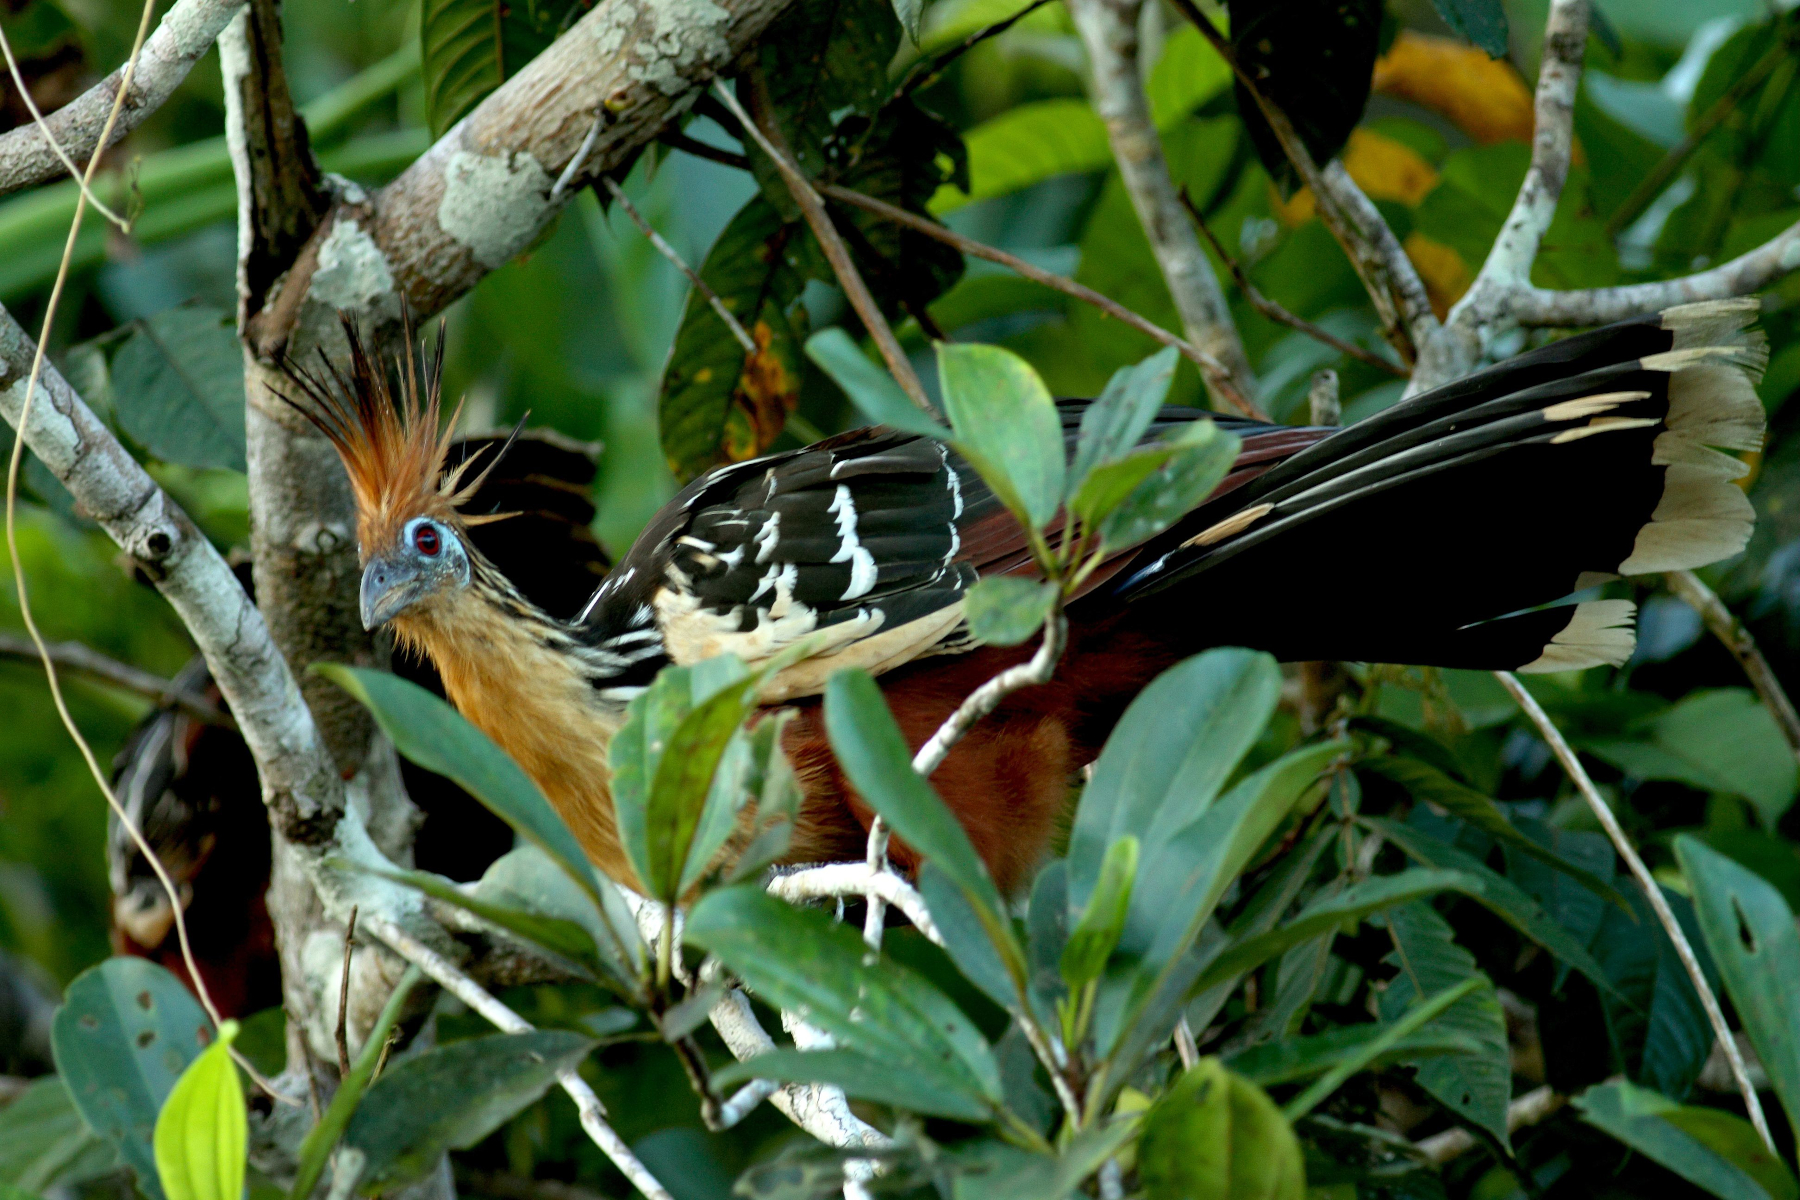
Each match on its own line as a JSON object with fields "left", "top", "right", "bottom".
{"left": 280, "top": 316, "right": 509, "bottom": 557}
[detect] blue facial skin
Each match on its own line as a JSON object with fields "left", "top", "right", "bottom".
{"left": 359, "top": 516, "right": 470, "bottom": 629}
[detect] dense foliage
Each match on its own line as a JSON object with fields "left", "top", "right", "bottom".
{"left": 4, "top": 0, "right": 1800, "bottom": 1197}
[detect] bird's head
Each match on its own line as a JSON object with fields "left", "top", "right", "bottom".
{"left": 281, "top": 318, "right": 510, "bottom": 631}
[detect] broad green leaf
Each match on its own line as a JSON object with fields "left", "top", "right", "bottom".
{"left": 1194, "top": 867, "right": 1477, "bottom": 992}
{"left": 1358, "top": 754, "right": 1628, "bottom": 908}
{"left": 421, "top": 0, "right": 589, "bottom": 136}
{"left": 932, "top": 100, "right": 1108, "bottom": 214}
{"left": 749, "top": 0, "right": 901, "bottom": 188}
{"left": 1677, "top": 836, "right": 1800, "bottom": 1146}
{"left": 723, "top": 709, "right": 805, "bottom": 883}
{"left": 1069, "top": 446, "right": 1181, "bottom": 533}
{"left": 1143, "top": 26, "right": 1233, "bottom": 126}
{"left": 919, "top": 863, "right": 1015, "bottom": 1011}
{"left": 51, "top": 958, "right": 211, "bottom": 1200}
{"left": 964, "top": 576, "right": 1057, "bottom": 647}
{"left": 1369, "top": 815, "right": 1620, "bottom": 996}
{"left": 0, "top": 1077, "right": 120, "bottom": 1193}
{"left": 805, "top": 328, "right": 947, "bottom": 438}
{"left": 1430, "top": 0, "right": 1508, "bottom": 56}
{"left": 711, "top": 1048, "right": 991, "bottom": 1122}
{"left": 1069, "top": 648, "right": 1282, "bottom": 914}
{"left": 1577, "top": 1079, "right": 1798, "bottom": 1200}
{"left": 343, "top": 1032, "right": 596, "bottom": 1190}
{"left": 685, "top": 886, "right": 1004, "bottom": 1114}
{"left": 1096, "top": 420, "right": 1240, "bottom": 553}
{"left": 1231, "top": 0, "right": 1380, "bottom": 194}
{"left": 1588, "top": 691, "right": 1799, "bottom": 827}
{"left": 943, "top": 1120, "right": 1141, "bottom": 1200}
{"left": 1067, "top": 347, "right": 1180, "bottom": 488}
{"left": 1138, "top": 1059, "right": 1305, "bottom": 1200}
{"left": 1284, "top": 976, "right": 1483, "bottom": 1120}
{"left": 660, "top": 196, "right": 808, "bottom": 481}
{"left": 936, "top": 342, "right": 1065, "bottom": 530}
{"left": 111, "top": 304, "right": 245, "bottom": 472}
{"left": 291, "top": 969, "right": 422, "bottom": 1200}
{"left": 823, "top": 670, "right": 1024, "bottom": 980}
{"left": 1061, "top": 835, "right": 1138, "bottom": 991}
{"left": 1590, "top": 881, "right": 1719, "bottom": 1100}
{"left": 317, "top": 665, "right": 609, "bottom": 911}
{"left": 1225, "top": 1020, "right": 1483, "bottom": 1087}
{"left": 153, "top": 1021, "right": 244, "bottom": 1200}
{"left": 1380, "top": 902, "right": 1512, "bottom": 1150}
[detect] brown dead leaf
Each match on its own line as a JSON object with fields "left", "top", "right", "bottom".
{"left": 727, "top": 320, "right": 798, "bottom": 461}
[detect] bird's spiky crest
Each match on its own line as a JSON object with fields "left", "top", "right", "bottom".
{"left": 280, "top": 315, "right": 511, "bottom": 557}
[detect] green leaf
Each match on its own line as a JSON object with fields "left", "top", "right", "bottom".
{"left": 111, "top": 304, "right": 246, "bottom": 473}
{"left": 685, "top": 886, "right": 1004, "bottom": 1114}
{"left": 1061, "top": 836, "right": 1138, "bottom": 991}
{"left": 1588, "top": 690, "right": 1799, "bottom": 827}
{"left": 964, "top": 576, "right": 1057, "bottom": 647}
{"left": 805, "top": 328, "right": 947, "bottom": 438}
{"left": 1430, "top": 0, "right": 1508, "bottom": 57}
{"left": 290, "top": 969, "right": 421, "bottom": 1200}
{"left": 919, "top": 862, "right": 1016, "bottom": 1012}
{"left": 1357, "top": 754, "right": 1629, "bottom": 909}
{"left": 1138, "top": 1058, "right": 1306, "bottom": 1200}
{"left": 1068, "top": 346, "right": 1180, "bottom": 489}
{"left": 1368, "top": 816, "right": 1620, "bottom": 996}
{"left": 936, "top": 342, "right": 1065, "bottom": 531}
{"left": 1380, "top": 902, "right": 1512, "bottom": 1150}
{"left": 932, "top": 99, "right": 1109, "bottom": 214}
{"left": 823, "top": 670, "right": 1024, "bottom": 980}
{"left": 1283, "top": 976, "right": 1483, "bottom": 1120}
{"left": 723, "top": 709, "right": 805, "bottom": 883}
{"left": 749, "top": 0, "right": 901, "bottom": 189}
{"left": 316, "top": 664, "right": 610, "bottom": 912}
{"left": 420, "top": 0, "right": 591, "bottom": 136}
{"left": 1068, "top": 648, "right": 1281, "bottom": 915}
{"left": 343, "top": 1031, "right": 596, "bottom": 1190}
{"left": 609, "top": 657, "right": 762, "bottom": 901}
{"left": 1231, "top": 0, "right": 1382, "bottom": 194}
{"left": 50, "top": 958, "right": 212, "bottom": 1200}
{"left": 1095, "top": 420, "right": 1240, "bottom": 553}
{"left": 0, "top": 1077, "right": 120, "bottom": 1193}
{"left": 711, "top": 1048, "right": 990, "bottom": 1121}
{"left": 153, "top": 1021, "right": 244, "bottom": 1200}
{"left": 660, "top": 196, "right": 809, "bottom": 481}
{"left": 1590, "top": 882, "right": 1719, "bottom": 1100}
{"left": 1068, "top": 445, "right": 1181, "bottom": 533}
{"left": 1225, "top": 1020, "right": 1483, "bottom": 1087}
{"left": 1576, "top": 1079, "right": 1798, "bottom": 1200}
{"left": 1676, "top": 836, "right": 1800, "bottom": 1146}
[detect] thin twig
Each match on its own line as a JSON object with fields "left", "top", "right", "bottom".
{"left": 1413, "top": 1085, "right": 1565, "bottom": 1164}
{"left": 0, "top": 24, "right": 128, "bottom": 227}
{"left": 818, "top": 182, "right": 1266, "bottom": 418}
{"left": 365, "top": 916, "right": 677, "bottom": 1200}
{"left": 1493, "top": 671, "right": 1773, "bottom": 1151}
{"left": 657, "top": 128, "right": 751, "bottom": 171}
{"left": 714, "top": 77, "right": 937, "bottom": 417}
{"left": 601, "top": 176, "right": 757, "bottom": 355}
{"left": 551, "top": 110, "right": 606, "bottom": 201}
{"left": 0, "top": 0, "right": 298, "bottom": 1109}
{"left": 1180, "top": 190, "right": 1407, "bottom": 378}
{"left": 1665, "top": 569, "right": 1800, "bottom": 765}
{"left": 335, "top": 906, "right": 358, "bottom": 1077}
{"left": 914, "top": 613, "right": 1067, "bottom": 777}
{"left": 860, "top": 820, "right": 890, "bottom": 950}
{"left": 0, "top": 633, "right": 230, "bottom": 724}
{"left": 1173, "top": 1018, "right": 1199, "bottom": 1070}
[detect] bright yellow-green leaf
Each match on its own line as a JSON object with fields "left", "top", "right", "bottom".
{"left": 153, "top": 1021, "right": 244, "bottom": 1200}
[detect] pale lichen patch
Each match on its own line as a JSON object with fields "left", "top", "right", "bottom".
{"left": 437, "top": 149, "right": 555, "bottom": 270}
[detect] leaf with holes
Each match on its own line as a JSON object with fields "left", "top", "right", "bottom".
{"left": 421, "top": 0, "right": 596, "bottom": 136}
{"left": 1380, "top": 902, "right": 1512, "bottom": 1149}
{"left": 1677, "top": 836, "right": 1800, "bottom": 1146}
{"left": 1229, "top": 0, "right": 1383, "bottom": 194}
{"left": 110, "top": 304, "right": 245, "bottom": 473}
{"left": 50, "top": 958, "right": 212, "bottom": 1200}
{"left": 1577, "top": 1079, "right": 1798, "bottom": 1200}
{"left": 659, "top": 196, "right": 808, "bottom": 482}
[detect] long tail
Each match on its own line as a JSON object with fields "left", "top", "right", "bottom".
{"left": 1112, "top": 299, "right": 1768, "bottom": 673}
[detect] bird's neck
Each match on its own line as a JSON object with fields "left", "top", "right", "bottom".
{"left": 393, "top": 579, "right": 640, "bottom": 887}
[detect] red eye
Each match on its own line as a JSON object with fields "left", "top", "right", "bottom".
{"left": 413, "top": 524, "right": 441, "bottom": 556}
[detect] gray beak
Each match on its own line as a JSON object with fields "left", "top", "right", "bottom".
{"left": 360, "top": 557, "right": 424, "bottom": 630}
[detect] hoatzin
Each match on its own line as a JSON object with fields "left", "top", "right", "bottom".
{"left": 287, "top": 299, "right": 1767, "bottom": 896}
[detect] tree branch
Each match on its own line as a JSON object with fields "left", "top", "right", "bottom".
{"left": 0, "top": 632, "right": 229, "bottom": 724}
{"left": 1493, "top": 670, "right": 1775, "bottom": 1151}
{"left": 1066, "top": 0, "right": 1254, "bottom": 410}
{"left": 1664, "top": 569, "right": 1800, "bottom": 764}
{"left": 0, "top": 0, "right": 248, "bottom": 199}
{"left": 1413, "top": 1085, "right": 1565, "bottom": 1164}
{"left": 914, "top": 614, "right": 1066, "bottom": 777}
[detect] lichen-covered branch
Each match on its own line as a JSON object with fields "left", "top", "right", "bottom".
{"left": 0, "top": 0, "right": 248, "bottom": 199}
{"left": 1065, "top": 0, "right": 1254, "bottom": 409}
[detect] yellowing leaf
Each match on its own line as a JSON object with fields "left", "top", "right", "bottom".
{"left": 1373, "top": 32, "right": 1533, "bottom": 146}
{"left": 727, "top": 321, "right": 800, "bottom": 461}
{"left": 1271, "top": 128, "right": 1440, "bottom": 224}
{"left": 152, "top": 1021, "right": 244, "bottom": 1200}
{"left": 1403, "top": 232, "right": 1472, "bottom": 318}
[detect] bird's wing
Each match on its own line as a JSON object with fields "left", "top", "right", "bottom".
{"left": 573, "top": 413, "right": 1327, "bottom": 701}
